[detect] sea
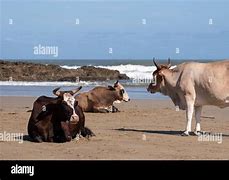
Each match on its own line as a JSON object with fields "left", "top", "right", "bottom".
{"left": 0, "top": 59, "right": 216, "bottom": 99}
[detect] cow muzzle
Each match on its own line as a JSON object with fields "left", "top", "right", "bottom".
{"left": 70, "top": 114, "right": 79, "bottom": 123}
{"left": 147, "top": 84, "right": 152, "bottom": 93}
{"left": 124, "top": 98, "right": 130, "bottom": 102}
{"left": 147, "top": 84, "right": 156, "bottom": 93}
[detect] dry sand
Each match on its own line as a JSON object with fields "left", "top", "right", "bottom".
{"left": 0, "top": 96, "right": 228, "bottom": 160}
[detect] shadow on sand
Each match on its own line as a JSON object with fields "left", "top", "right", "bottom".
{"left": 114, "top": 128, "right": 229, "bottom": 137}
{"left": 22, "top": 135, "right": 33, "bottom": 141}
{"left": 115, "top": 128, "right": 182, "bottom": 136}
{"left": 14, "top": 135, "right": 33, "bottom": 142}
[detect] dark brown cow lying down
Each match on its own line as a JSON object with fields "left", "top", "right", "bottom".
{"left": 27, "top": 86, "right": 94, "bottom": 143}
{"left": 75, "top": 81, "right": 130, "bottom": 113}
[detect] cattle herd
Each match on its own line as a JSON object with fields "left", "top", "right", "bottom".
{"left": 27, "top": 81, "right": 129, "bottom": 142}
{"left": 27, "top": 59, "right": 229, "bottom": 142}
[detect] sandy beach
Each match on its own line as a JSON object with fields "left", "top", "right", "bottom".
{"left": 0, "top": 96, "right": 229, "bottom": 160}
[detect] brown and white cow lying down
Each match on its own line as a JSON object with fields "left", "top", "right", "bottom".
{"left": 27, "top": 86, "right": 94, "bottom": 143}
{"left": 75, "top": 81, "right": 130, "bottom": 113}
{"left": 147, "top": 59, "right": 229, "bottom": 136}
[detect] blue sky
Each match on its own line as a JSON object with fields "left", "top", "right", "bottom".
{"left": 1, "top": 0, "right": 229, "bottom": 60}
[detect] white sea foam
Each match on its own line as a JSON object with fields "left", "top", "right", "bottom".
{"left": 61, "top": 64, "right": 156, "bottom": 79}
{"left": 61, "top": 65, "right": 81, "bottom": 69}
{"left": 99, "top": 64, "right": 157, "bottom": 79}
{"left": 60, "top": 64, "right": 176, "bottom": 79}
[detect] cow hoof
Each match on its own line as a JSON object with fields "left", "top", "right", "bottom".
{"left": 193, "top": 131, "right": 202, "bottom": 136}
{"left": 81, "top": 127, "right": 95, "bottom": 138}
{"left": 97, "top": 109, "right": 109, "bottom": 113}
{"left": 112, "top": 109, "right": 120, "bottom": 113}
{"left": 33, "top": 136, "right": 43, "bottom": 143}
{"left": 66, "top": 136, "right": 72, "bottom": 142}
{"left": 73, "top": 134, "right": 81, "bottom": 141}
{"left": 112, "top": 106, "right": 120, "bottom": 113}
{"left": 181, "top": 131, "right": 190, "bottom": 136}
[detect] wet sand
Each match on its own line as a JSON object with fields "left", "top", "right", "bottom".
{"left": 0, "top": 96, "right": 229, "bottom": 160}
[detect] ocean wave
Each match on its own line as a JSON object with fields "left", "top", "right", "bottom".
{"left": 98, "top": 64, "right": 156, "bottom": 79}
{"left": 60, "top": 65, "right": 81, "bottom": 69}
{"left": 61, "top": 64, "right": 176, "bottom": 79}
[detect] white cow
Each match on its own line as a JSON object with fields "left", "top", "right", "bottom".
{"left": 147, "top": 59, "right": 229, "bottom": 136}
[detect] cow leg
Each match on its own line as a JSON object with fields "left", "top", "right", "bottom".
{"left": 81, "top": 127, "right": 95, "bottom": 139}
{"left": 60, "top": 121, "right": 72, "bottom": 142}
{"left": 47, "top": 122, "right": 54, "bottom": 142}
{"left": 29, "top": 129, "right": 43, "bottom": 143}
{"left": 105, "top": 105, "right": 119, "bottom": 113}
{"left": 94, "top": 107, "right": 110, "bottom": 113}
{"left": 72, "top": 132, "right": 82, "bottom": 141}
{"left": 182, "top": 95, "right": 195, "bottom": 136}
{"left": 112, "top": 105, "right": 120, "bottom": 113}
{"left": 194, "top": 106, "right": 202, "bottom": 136}
{"left": 33, "top": 135, "right": 43, "bottom": 143}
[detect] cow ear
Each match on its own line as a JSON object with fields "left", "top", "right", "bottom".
{"left": 74, "top": 100, "right": 78, "bottom": 107}
{"left": 108, "top": 85, "right": 116, "bottom": 90}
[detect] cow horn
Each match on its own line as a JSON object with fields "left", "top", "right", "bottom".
{"left": 167, "top": 58, "right": 171, "bottom": 68}
{"left": 53, "top": 87, "right": 62, "bottom": 96}
{"left": 153, "top": 57, "right": 159, "bottom": 69}
{"left": 70, "top": 86, "right": 82, "bottom": 95}
{"left": 114, "top": 80, "right": 119, "bottom": 87}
